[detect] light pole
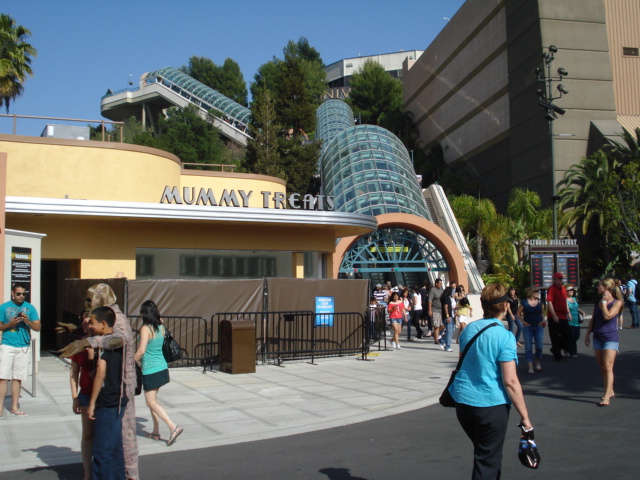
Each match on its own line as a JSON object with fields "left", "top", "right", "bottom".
{"left": 536, "top": 45, "right": 568, "bottom": 240}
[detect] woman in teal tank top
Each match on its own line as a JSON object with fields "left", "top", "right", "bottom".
{"left": 134, "top": 300, "right": 183, "bottom": 446}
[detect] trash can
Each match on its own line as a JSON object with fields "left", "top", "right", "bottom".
{"left": 219, "top": 320, "right": 256, "bottom": 374}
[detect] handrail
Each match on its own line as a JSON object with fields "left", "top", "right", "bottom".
{"left": 0, "top": 114, "right": 125, "bottom": 142}
{"left": 181, "top": 162, "right": 237, "bottom": 171}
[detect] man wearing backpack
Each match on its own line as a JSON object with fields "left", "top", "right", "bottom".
{"left": 626, "top": 276, "right": 638, "bottom": 329}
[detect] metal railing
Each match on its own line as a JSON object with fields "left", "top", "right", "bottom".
{"left": 0, "top": 114, "right": 124, "bottom": 142}
{"left": 181, "top": 162, "right": 237, "bottom": 172}
{"left": 212, "top": 311, "right": 369, "bottom": 367}
{"left": 129, "top": 316, "right": 213, "bottom": 372}
{"left": 365, "top": 305, "right": 390, "bottom": 351}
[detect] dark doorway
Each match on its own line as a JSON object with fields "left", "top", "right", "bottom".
{"left": 40, "top": 260, "right": 79, "bottom": 351}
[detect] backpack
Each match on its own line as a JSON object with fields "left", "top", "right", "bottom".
{"left": 627, "top": 279, "right": 637, "bottom": 301}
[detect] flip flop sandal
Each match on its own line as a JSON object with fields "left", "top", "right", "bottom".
{"left": 167, "top": 426, "right": 183, "bottom": 446}
{"left": 10, "top": 411, "right": 28, "bottom": 416}
{"left": 146, "top": 433, "right": 161, "bottom": 441}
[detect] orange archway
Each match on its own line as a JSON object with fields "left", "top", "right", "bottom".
{"left": 333, "top": 213, "right": 467, "bottom": 286}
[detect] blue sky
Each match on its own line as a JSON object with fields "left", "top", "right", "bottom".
{"left": 2, "top": 1, "right": 464, "bottom": 136}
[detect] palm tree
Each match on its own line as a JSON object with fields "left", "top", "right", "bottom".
{"left": 0, "top": 14, "right": 37, "bottom": 112}
{"left": 450, "top": 194, "right": 500, "bottom": 268}
{"left": 557, "top": 150, "right": 616, "bottom": 236}
{"left": 507, "top": 188, "right": 553, "bottom": 267}
{"left": 608, "top": 127, "right": 640, "bottom": 166}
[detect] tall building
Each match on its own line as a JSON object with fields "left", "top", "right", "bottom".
{"left": 403, "top": 0, "right": 640, "bottom": 210}
{"left": 324, "top": 50, "right": 423, "bottom": 100}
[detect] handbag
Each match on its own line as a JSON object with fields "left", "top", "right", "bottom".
{"left": 162, "top": 325, "right": 183, "bottom": 363}
{"left": 439, "top": 322, "right": 498, "bottom": 407}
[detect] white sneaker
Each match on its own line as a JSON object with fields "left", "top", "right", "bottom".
{"left": 396, "top": 344, "right": 401, "bottom": 349}
{"left": 439, "top": 344, "right": 445, "bottom": 351}
{"left": 446, "top": 347, "right": 453, "bottom": 352}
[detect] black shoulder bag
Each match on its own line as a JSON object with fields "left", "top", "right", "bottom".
{"left": 439, "top": 322, "right": 498, "bottom": 407}
{"left": 162, "top": 325, "right": 183, "bottom": 363}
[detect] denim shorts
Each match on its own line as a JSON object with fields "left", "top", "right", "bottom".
{"left": 593, "top": 338, "right": 619, "bottom": 352}
{"left": 78, "top": 392, "right": 91, "bottom": 407}
{"left": 389, "top": 317, "right": 403, "bottom": 324}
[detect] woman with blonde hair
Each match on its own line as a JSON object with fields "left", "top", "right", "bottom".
{"left": 585, "top": 278, "right": 623, "bottom": 406}
{"left": 450, "top": 284, "right": 534, "bottom": 478}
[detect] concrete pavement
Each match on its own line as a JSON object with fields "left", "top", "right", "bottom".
{"left": 0, "top": 332, "right": 458, "bottom": 473}
{"left": 1, "top": 319, "right": 639, "bottom": 479}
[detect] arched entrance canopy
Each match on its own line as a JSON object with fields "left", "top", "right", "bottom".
{"left": 334, "top": 213, "right": 467, "bottom": 286}
{"left": 340, "top": 227, "right": 448, "bottom": 273}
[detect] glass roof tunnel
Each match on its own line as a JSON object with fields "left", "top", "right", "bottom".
{"left": 316, "top": 100, "right": 431, "bottom": 220}
{"left": 143, "top": 67, "right": 251, "bottom": 128}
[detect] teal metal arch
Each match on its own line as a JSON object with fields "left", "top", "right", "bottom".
{"left": 339, "top": 228, "right": 449, "bottom": 273}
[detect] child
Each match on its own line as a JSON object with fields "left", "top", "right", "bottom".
{"left": 87, "top": 306, "right": 128, "bottom": 480}
{"left": 455, "top": 297, "right": 473, "bottom": 344}
{"left": 566, "top": 285, "right": 586, "bottom": 358}
{"left": 69, "top": 310, "right": 94, "bottom": 480}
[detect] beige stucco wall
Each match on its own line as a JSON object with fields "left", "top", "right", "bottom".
{"left": 1, "top": 136, "right": 343, "bottom": 280}
{"left": 0, "top": 135, "right": 286, "bottom": 207}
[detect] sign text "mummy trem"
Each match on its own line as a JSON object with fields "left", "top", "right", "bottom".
{"left": 160, "top": 186, "right": 334, "bottom": 210}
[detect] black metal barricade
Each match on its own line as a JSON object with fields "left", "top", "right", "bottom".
{"left": 365, "top": 305, "right": 390, "bottom": 351}
{"left": 129, "top": 316, "right": 213, "bottom": 371}
{"left": 212, "top": 311, "right": 369, "bottom": 367}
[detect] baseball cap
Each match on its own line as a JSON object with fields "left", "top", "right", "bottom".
{"left": 553, "top": 272, "right": 564, "bottom": 279}
{"left": 376, "top": 284, "right": 382, "bottom": 288}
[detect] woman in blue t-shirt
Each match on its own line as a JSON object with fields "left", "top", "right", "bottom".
{"left": 134, "top": 300, "right": 183, "bottom": 446}
{"left": 450, "top": 284, "right": 534, "bottom": 479}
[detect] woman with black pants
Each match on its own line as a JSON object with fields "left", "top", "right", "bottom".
{"left": 450, "top": 284, "right": 534, "bottom": 479}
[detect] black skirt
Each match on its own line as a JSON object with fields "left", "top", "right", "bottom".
{"left": 142, "top": 368, "right": 170, "bottom": 391}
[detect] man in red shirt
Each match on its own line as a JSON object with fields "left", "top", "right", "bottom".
{"left": 547, "top": 272, "right": 569, "bottom": 361}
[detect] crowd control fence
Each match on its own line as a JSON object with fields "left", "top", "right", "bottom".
{"left": 211, "top": 311, "right": 369, "bottom": 368}
{"left": 129, "top": 315, "right": 213, "bottom": 372}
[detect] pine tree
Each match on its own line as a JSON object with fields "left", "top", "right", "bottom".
{"left": 244, "top": 87, "right": 285, "bottom": 178}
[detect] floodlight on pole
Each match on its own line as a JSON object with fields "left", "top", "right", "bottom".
{"left": 535, "top": 45, "right": 569, "bottom": 240}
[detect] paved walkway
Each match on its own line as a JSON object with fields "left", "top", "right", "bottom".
{"left": 3, "top": 319, "right": 639, "bottom": 479}
{"left": 0, "top": 333, "right": 457, "bottom": 473}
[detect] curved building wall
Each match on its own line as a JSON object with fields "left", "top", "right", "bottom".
{"left": 0, "top": 135, "right": 285, "bottom": 206}
{"left": 2, "top": 134, "right": 376, "bottom": 280}
{"left": 317, "top": 101, "right": 430, "bottom": 219}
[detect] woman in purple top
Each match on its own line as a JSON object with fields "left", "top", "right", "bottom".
{"left": 584, "top": 278, "right": 623, "bottom": 406}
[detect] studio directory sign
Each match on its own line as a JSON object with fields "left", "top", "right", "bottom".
{"left": 529, "top": 239, "right": 580, "bottom": 289}
{"left": 531, "top": 254, "right": 554, "bottom": 289}
{"left": 11, "top": 247, "right": 32, "bottom": 302}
